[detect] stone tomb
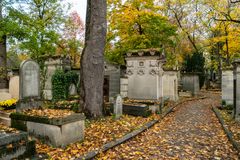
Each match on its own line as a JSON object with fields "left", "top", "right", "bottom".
{"left": 12, "top": 59, "right": 85, "bottom": 147}
{"left": 222, "top": 69, "right": 233, "bottom": 105}
{"left": 18, "top": 60, "right": 41, "bottom": 112}
{"left": 0, "top": 131, "right": 35, "bottom": 159}
{"left": 181, "top": 73, "right": 200, "bottom": 96}
{"left": 125, "top": 49, "right": 178, "bottom": 100}
{"left": 11, "top": 112, "right": 85, "bottom": 147}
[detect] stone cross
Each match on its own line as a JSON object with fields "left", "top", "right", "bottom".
{"left": 18, "top": 60, "right": 41, "bottom": 112}
{"left": 114, "top": 95, "right": 123, "bottom": 119}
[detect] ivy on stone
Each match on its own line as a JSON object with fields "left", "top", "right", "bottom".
{"left": 52, "top": 69, "right": 79, "bottom": 100}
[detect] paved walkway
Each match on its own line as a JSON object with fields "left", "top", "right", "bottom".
{"left": 99, "top": 92, "right": 239, "bottom": 159}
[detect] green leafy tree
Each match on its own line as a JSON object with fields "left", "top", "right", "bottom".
{"left": 106, "top": 0, "right": 177, "bottom": 64}
{"left": 7, "top": 0, "right": 67, "bottom": 67}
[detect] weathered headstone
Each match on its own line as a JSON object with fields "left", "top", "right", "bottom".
{"left": 69, "top": 84, "right": 77, "bottom": 96}
{"left": 114, "top": 95, "right": 122, "bottom": 119}
{"left": 9, "top": 76, "right": 19, "bottom": 99}
{"left": 18, "top": 60, "right": 41, "bottom": 112}
{"left": 233, "top": 59, "right": 240, "bottom": 121}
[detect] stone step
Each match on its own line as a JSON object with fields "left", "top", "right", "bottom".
{"left": 0, "top": 116, "right": 11, "bottom": 126}
{"left": 0, "top": 111, "right": 10, "bottom": 118}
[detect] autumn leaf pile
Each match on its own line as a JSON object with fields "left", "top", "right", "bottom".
{"left": 0, "top": 122, "right": 18, "bottom": 133}
{"left": 22, "top": 109, "right": 74, "bottom": 119}
{"left": 36, "top": 114, "right": 158, "bottom": 159}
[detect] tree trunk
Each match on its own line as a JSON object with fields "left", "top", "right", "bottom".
{"left": 0, "top": 0, "right": 7, "bottom": 89}
{"left": 80, "top": 0, "right": 107, "bottom": 117}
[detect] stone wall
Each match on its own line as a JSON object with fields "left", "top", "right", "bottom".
{"left": 120, "top": 78, "right": 128, "bottom": 98}
{"left": 222, "top": 70, "right": 233, "bottom": 105}
{"left": 104, "top": 63, "right": 121, "bottom": 101}
{"left": 163, "top": 71, "right": 179, "bottom": 101}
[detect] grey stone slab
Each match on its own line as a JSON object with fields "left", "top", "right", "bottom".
{"left": 0, "top": 132, "right": 28, "bottom": 147}
{"left": 18, "top": 60, "right": 41, "bottom": 112}
{"left": 0, "top": 92, "right": 12, "bottom": 101}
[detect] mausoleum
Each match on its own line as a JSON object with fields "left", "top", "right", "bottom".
{"left": 124, "top": 49, "right": 178, "bottom": 101}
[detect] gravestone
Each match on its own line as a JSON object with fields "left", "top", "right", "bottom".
{"left": 233, "top": 60, "right": 240, "bottom": 121}
{"left": 9, "top": 76, "right": 20, "bottom": 99}
{"left": 114, "top": 95, "right": 122, "bottom": 119}
{"left": 18, "top": 60, "right": 41, "bottom": 112}
{"left": 69, "top": 84, "right": 77, "bottom": 96}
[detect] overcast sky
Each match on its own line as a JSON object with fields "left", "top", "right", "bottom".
{"left": 66, "top": 0, "right": 87, "bottom": 23}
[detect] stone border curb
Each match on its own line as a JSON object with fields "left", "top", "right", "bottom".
{"left": 77, "top": 105, "right": 175, "bottom": 160}
{"left": 212, "top": 107, "right": 240, "bottom": 152}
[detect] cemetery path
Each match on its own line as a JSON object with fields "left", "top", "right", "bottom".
{"left": 98, "top": 91, "right": 239, "bottom": 159}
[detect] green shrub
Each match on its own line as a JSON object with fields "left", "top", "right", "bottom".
{"left": 52, "top": 69, "right": 67, "bottom": 100}
{"left": 52, "top": 70, "right": 79, "bottom": 100}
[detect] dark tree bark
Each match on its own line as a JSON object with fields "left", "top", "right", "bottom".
{"left": 0, "top": 0, "right": 7, "bottom": 89}
{"left": 80, "top": 0, "right": 107, "bottom": 117}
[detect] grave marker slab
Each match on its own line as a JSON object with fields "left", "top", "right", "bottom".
{"left": 18, "top": 60, "right": 41, "bottom": 112}
{"left": 114, "top": 95, "right": 122, "bottom": 119}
